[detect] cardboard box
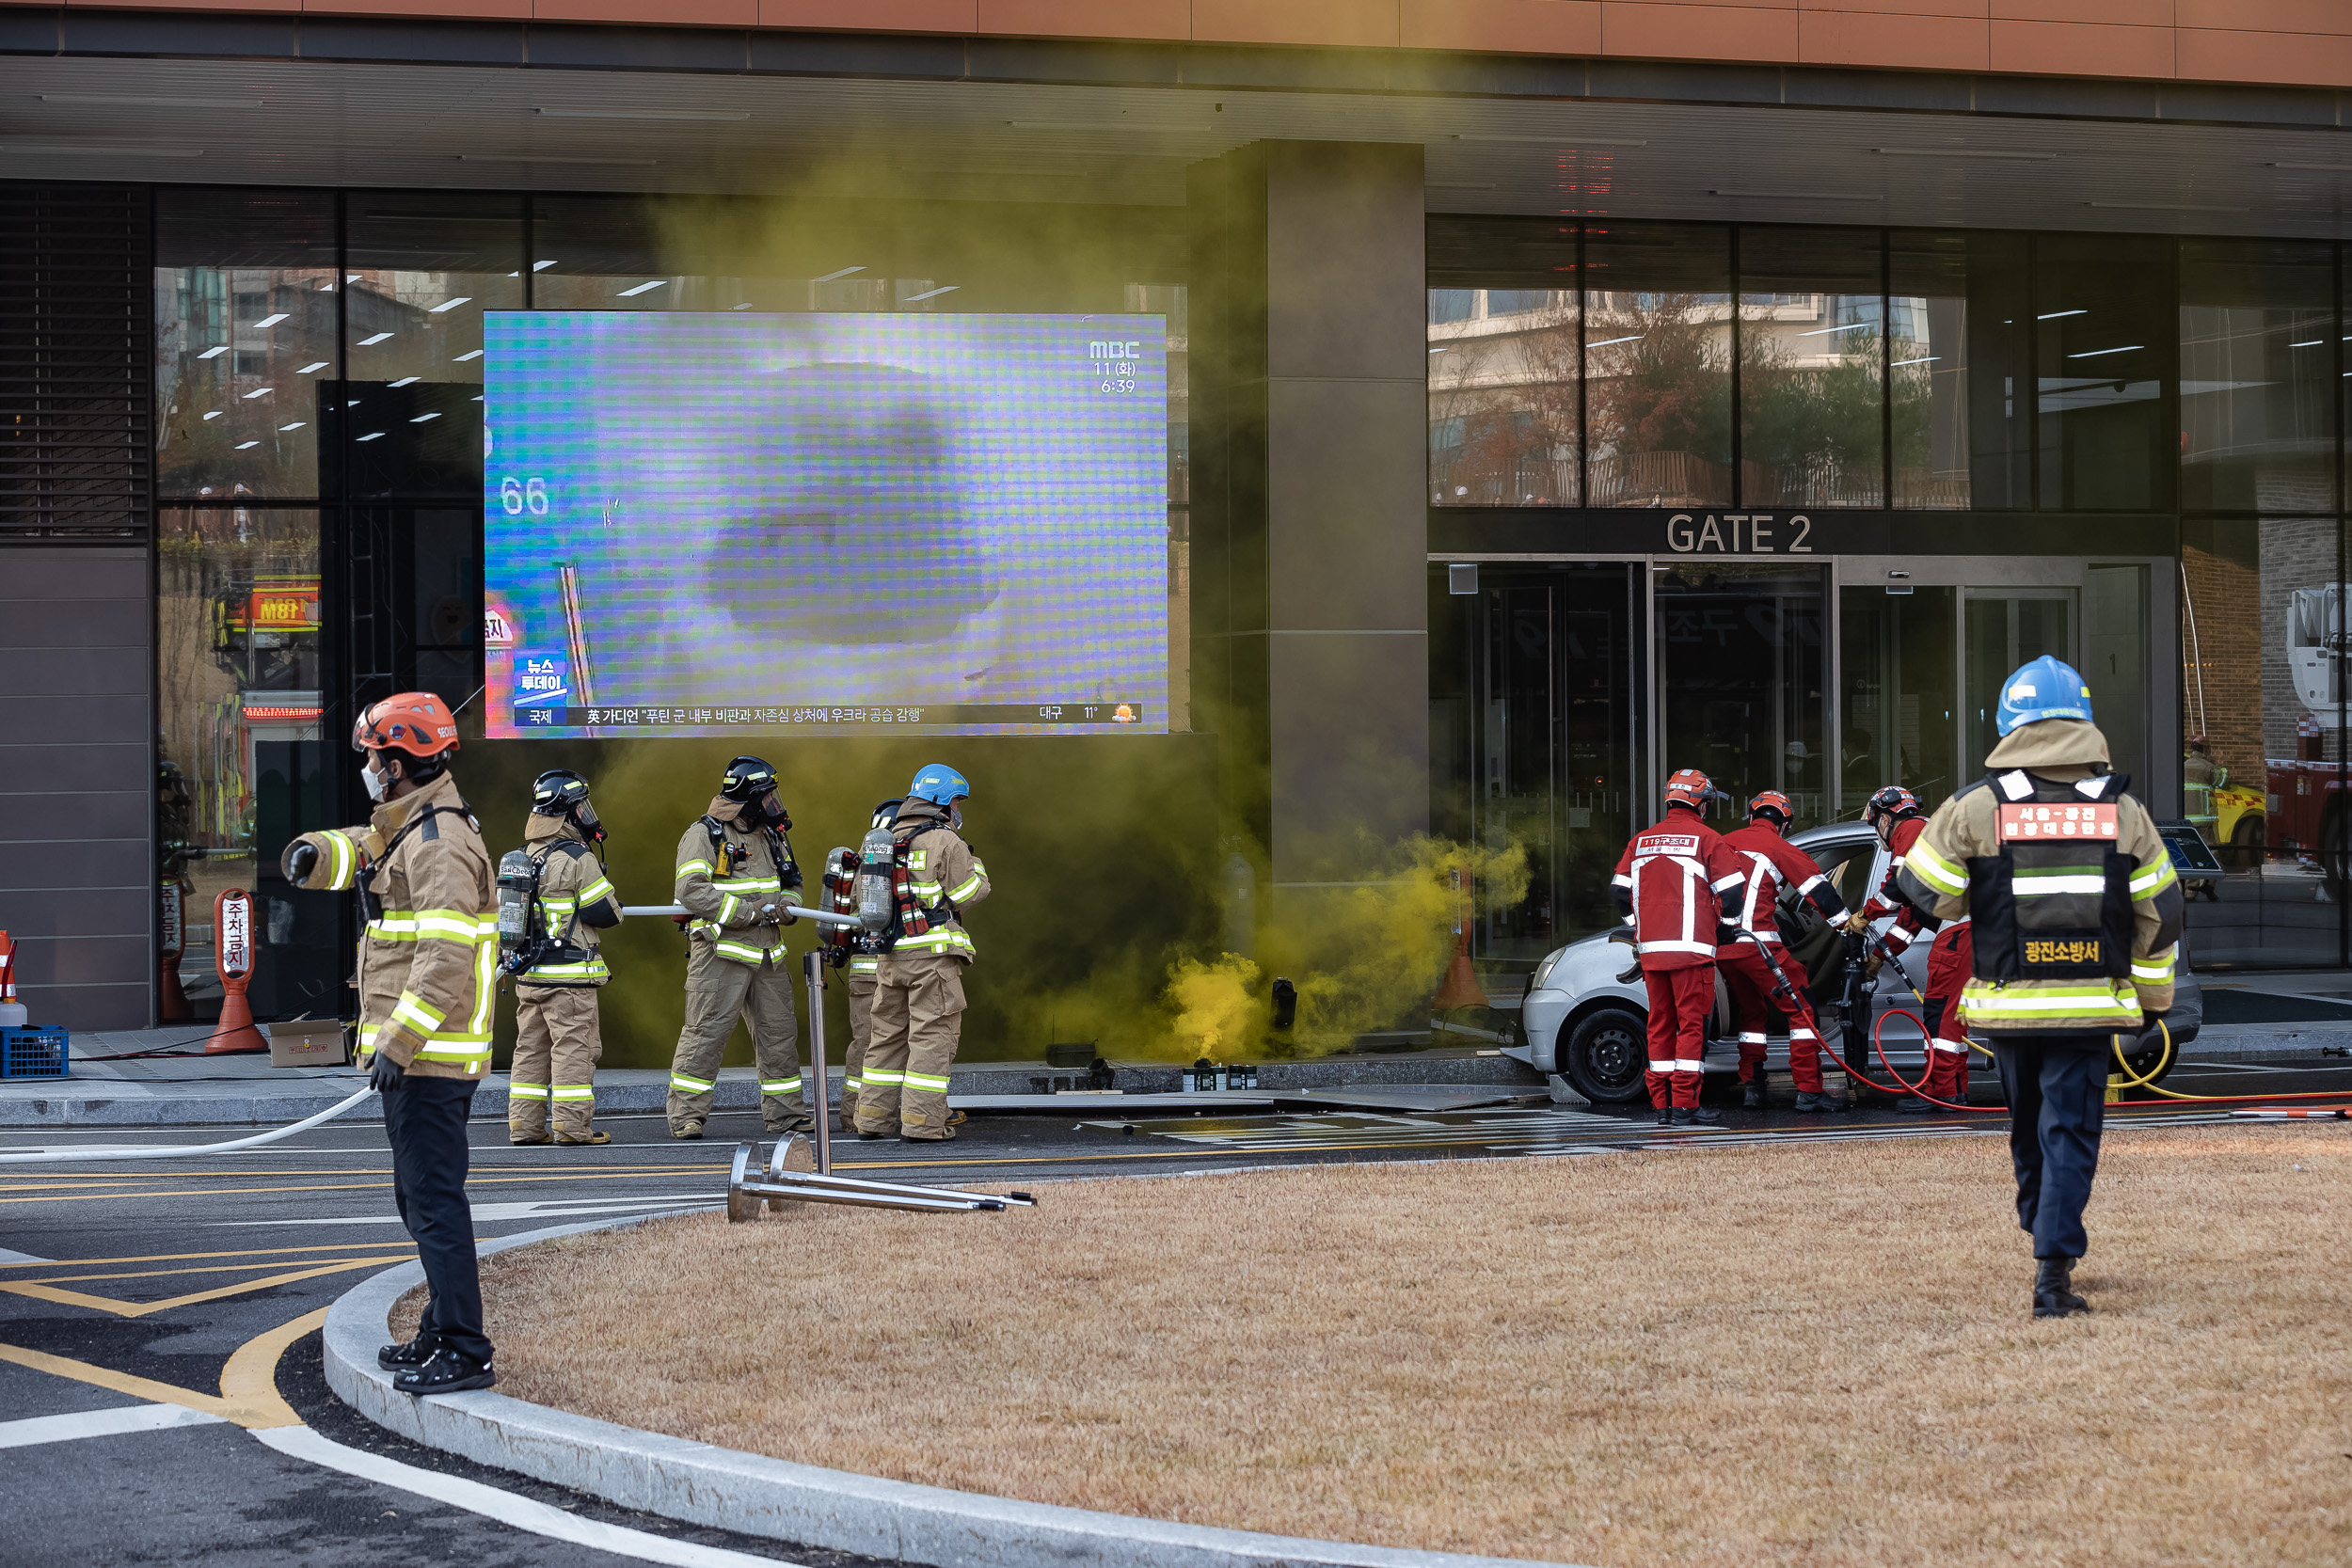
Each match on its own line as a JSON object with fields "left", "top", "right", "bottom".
{"left": 265, "top": 1021, "right": 348, "bottom": 1068}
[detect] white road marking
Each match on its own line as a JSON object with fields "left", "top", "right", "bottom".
{"left": 254, "top": 1424, "right": 805, "bottom": 1568}
{"left": 0, "top": 1248, "right": 50, "bottom": 1265}
{"left": 0, "top": 1402, "right": 229, "bottom": 1449}
{"left": 237, "top": 1196, "right": 714, "bottom": 1227}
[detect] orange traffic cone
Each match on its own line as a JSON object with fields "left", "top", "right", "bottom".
{"left": 205, "top": 888, "right": 267, "bottom": 1054}
{"left": 1432, "top": 867, "right": 1490, "bottom": 1010}
{"left": 0, "top": 929, "right": 26, "bottom": 1027}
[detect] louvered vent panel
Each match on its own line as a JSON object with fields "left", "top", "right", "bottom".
{"left": 0, "top": 183, "right": 151, "bottom": 543}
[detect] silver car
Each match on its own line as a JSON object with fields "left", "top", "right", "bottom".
{"left": 1509, "top": 819, "right": 2202, "bottom": 1104}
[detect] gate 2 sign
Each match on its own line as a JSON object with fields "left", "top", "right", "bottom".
{"left": 1664, "top": 513, "right": 1814, "bottom": 554}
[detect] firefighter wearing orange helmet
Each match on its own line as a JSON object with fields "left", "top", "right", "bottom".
{"left": 281, "top": 691, "right": 499, "bottom": 1396}
{"left": 1610, "top": 768, "right": 1748, "bottom": 1126}
{"left": 1719, "top": 791, "right": 1851, "bottom": 1112}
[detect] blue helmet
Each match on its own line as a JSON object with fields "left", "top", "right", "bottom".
{"left": 1995, "top": 655, "right": 2094, "bottom": 736}
{"left": 907, "top": 763, "right": 970, "bottom": 807}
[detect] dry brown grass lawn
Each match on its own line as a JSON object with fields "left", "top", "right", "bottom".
{"left": 453, "top": 1126, "right": 2352, "bottom": 1567}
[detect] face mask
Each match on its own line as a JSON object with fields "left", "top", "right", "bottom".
{"left": 947, "top": 801, "right": 963, "bottom": 831}
{"left": 363, "top": 754, "right": 391, "bottom": 803}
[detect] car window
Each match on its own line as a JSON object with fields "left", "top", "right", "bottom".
{"left": 1799, "top": 837, "right": 1881, "bottom": 911}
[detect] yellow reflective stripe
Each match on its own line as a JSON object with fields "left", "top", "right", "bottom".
{"left": 414, "top": 910, "right": 483, "bottom": 942}
{"left": 1961, "top": 981, "right": 2138, "bottom": 1016}
{"left": 2131, "top": 945, "right": 2177, "bottom": 983}
{"left": 843, "top": 1077, "right": 863, "bottom": 1090}
{"left": 389, "top": 992, "right": 446, "bottom": 1032}
{"left": 522, "top": 958, "right": 610, "bottom": 980}
{"left": 712, "top": 938, "right": 772, "bottom": 963}
{"left": 676, "top": 859, "right": 713, "bottom": 877}
{"left": 893, "top": 929, "right": 976, "bottom": 955}
{"left": 712, "top": 878, "right": 780, "bottom": 894}
{"left": 322, "top": 832, "right": 358, "bottom": 890}
{"left": 848, "top": 956, "right": 880, "bottom": 973}
{"left": 863, "top": 1069, "right": 906, "bottom": 1085}
{"left": 550, "top": 1085, "right": 595, "bottom": 1101}
{"left": 1904, "top": 840, "right": 1968, "bottom": 895}
{"left": 903, "top": 1071, "right": 950, "bottom": 1092}
{"left": 508, "top": 1082, "right": 550, "bottom": 1101}
{"left": 2130, "top": 859, "right": 2179, "bottom": 899}
{"left": 466, "top": 927, "right": 498, "bottom": 1037}
{"left": 719, "top": 892, "right": 741, "bottom": 924}
{"left": 759, "top": 1077, "right": 803, "bottom": 1094}
{"left": 946, "top": 872, "right": 984, "bottom": 901}
{"left": 671, "top": 1072, "right": 715, "bottom": 1092}
{"left": 580, "top": 877, "right": 615, "bottom": 903}
{"left": 909, "top": 879, "right": 944, "bottom": 897}
{"left": 541, "top": 895, "right": 579, "bottom": 911}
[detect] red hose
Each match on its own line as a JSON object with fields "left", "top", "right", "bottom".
{"left": 1862, "top": 1006, "right": 2004, "bottom": 1113}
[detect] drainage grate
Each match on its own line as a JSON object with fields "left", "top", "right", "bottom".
{"left": 0, "top": 182, "right": 151, "bottom": 544}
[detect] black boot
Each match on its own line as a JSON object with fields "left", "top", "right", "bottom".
{"left": 1793, "top": 1090, "right": 1848, "bottom": 1113}
{"left": 393, "top": 1347, "right": 497, "bottom": 1395}
{"left": 1673, "top": 1105, "right": 1724, "bottom": 1126}
{"left": 1895, "top": 1094, "right": 1941, "bottom": 1115}
{"left": 1741, "top": 1078, "right": 1766, "bottom": 1110}
{"left": 1655, "top": 1104, "right": 1675, "bottom": 1127}
{"left": 376, "top": 1331, "right": 439, "bottom": 1371}
{"left": 2032, "top": 1257, "right": 2090, "bottom": 1319}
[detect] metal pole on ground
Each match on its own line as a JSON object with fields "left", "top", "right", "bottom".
{"left": 803, "top": 949, "right": 832, "bottom": 1175}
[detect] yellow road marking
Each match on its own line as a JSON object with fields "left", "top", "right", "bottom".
{"left": 11, "top": 1257, "right": 412, "bottom": 1287}
{"left": 217, "top": 1306, "right": 324, "bottom": 1429}
{"left": 0, "top": 1168, "right": 729, "bottom": 1208}
{"left": 0, "top": 1330, "right": 303, "bottom": 1428}
{"left": 0, "top": 1260, "right": 400, "bottom": 1320}
{"left": 0, "top": 1241, "right": 418, "bottom": 1270}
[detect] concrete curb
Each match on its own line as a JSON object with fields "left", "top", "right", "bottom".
{"left": 323, "top": 1216, "right": 1594, "bottom": 1568}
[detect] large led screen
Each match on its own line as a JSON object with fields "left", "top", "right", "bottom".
{"left": 483, "top": 311, "right": 1168, "bottom": 738}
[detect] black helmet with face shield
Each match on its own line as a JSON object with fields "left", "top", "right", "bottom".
{"left": 720, "top": 755, "right": 789, "bottom": 830}
{"left": 531, "top": 768, "right": 605, "bottom": 847}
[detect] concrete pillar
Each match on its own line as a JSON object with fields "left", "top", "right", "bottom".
{"left": 1190, "top": 141, "right": 1429, "bottom": 931}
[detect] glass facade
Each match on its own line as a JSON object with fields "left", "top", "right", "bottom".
{"left": 1433, "top": 217, "right": 2352, "bottom": 969}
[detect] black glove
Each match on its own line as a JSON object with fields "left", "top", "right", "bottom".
{"left": 368, "top": 1052, "right": 405, "bottom": 1094}
{"left": 1717, "top": 923, "right": 1743, "bottom": 947}
{"left": 2141, "top": 1010, "right": 2165, "bottom": 1037}
{"left": 282, "top": 840, "right": 318, "bottom": 886}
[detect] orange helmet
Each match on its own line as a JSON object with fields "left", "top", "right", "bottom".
{"left": 1663, "top": 768, "right": 1726, "bottom": 811}
{"left": 354, "top": 692, "right": 460, "bottom": 759}
{"left": 1749, "top": 790, "right": 1793, "bottom": 826}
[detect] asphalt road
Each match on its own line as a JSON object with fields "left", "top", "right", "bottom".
{"left": 2, "top": 1054, "right": 2345, "bottom": 1567}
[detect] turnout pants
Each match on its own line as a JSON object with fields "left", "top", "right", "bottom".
{"left": 840, "top": 968, "right": 877, "bottom": 1127}
{"left": 1642, "top": 964, "right": 1714, "bottom": 1110}
{"left": 1992, "top": 1038, "right": 2107, "bottom": 1259}
{"left": 384, "top": 1074, "right": 491, "bottom": 1365}
{"left": 509, "top": 984, "right": 603, "bottom": 1139}
{"left": 856, "top": 952, "right": 967, "bottom": 1137}
{"left": 1920, "top": 925, "right": 1975, "bottom": 1103}
{"left": 1720, "top": 943, "right": 1827, "bottom": 1093}
{"left": 666, "top": 940, "right": 808, "bottom": 1132}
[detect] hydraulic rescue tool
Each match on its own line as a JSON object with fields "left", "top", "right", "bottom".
{"left": 722, "top": 950, "right": 1036, "bottom": 1220}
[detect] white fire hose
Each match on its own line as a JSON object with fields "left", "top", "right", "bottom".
{"left": 0, "top": 1085, "right": 375, "bottom": 1164}
{"left": 0, "top": 909, "right": 859, "bottom": 1164}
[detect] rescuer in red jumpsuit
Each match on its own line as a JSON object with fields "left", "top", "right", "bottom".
{"left": 1612, "top": 769, "right": 1749, "bottom": 1127}
{"left": 1719, "top": 790, "right": 1854, "bottom": 1113}
{"left": 1851, "top": 784, "right": 1976, "bottom": 1112}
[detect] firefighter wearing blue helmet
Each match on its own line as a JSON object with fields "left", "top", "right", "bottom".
{"left": 853, "top": 763, "right": 990, "bottom": 1141}
{"left": 1893, "top": 655, "right": 2183, "bottom": 1318}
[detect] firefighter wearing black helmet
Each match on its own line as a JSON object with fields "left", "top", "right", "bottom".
{"left": 505, "top": 770, "right": 622, "bottom": 1147}
{"left": 663, "top": 756, "right": 813, "bottom": 1141}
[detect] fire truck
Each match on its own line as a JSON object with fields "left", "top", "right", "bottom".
{"left": 2208, "top": 584, "right": 2352, "bottom": 892}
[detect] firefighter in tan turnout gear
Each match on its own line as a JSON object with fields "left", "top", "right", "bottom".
{"left": 502, "top": 769, "right": 622, "bottom": 1147}
{"left": 820, "top": 799, "right": 900, "bottom": 1130}
{"left": 1892, "top": 656, "right": 2183, "bottom": 1320}
{"left": 665, "top": 756, "right": 813, "bottom": 1141}
{"left": 280, "top": 691, "right": 500, "bottom": 1395}
{"left": 854, "top": 764, "right": 990, "bottom": 1142}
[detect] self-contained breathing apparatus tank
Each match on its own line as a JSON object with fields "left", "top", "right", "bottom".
{"left": 854, "top": 822, "right": 897, "bottom": 933}
{"left": 496, "top": 848, "right": 540, "bottom": 975}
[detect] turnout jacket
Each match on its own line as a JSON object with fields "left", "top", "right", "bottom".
{"left": 1894, "top": 719, "right": 2182, "bottom": 1036}
{"left": 886, "top": 799, "right": 991, "bottom": 962}
{"left": 1861, "top": 815, "right": 1940, "bottom": 954}
{"left": 675, "top": 798, "right": 801, "bottom": 967}
{"left": 1610, "top": 804, "right": 1747, "bottom": 971}
{"left": 281, "top": 770, "right": 497, "bottom": 1079}
{"left": 515, "top": 814, "right": 620, "bottom": 988}
{"left": 1719, "top": 821, "right": 1848, "bottom": 944}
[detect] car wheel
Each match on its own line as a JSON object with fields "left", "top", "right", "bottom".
{"left": 2326, "top": 804, "right": 2350, "bottom": 904}
{"left": 1562, "top": 1006, "right": 1649, "bottom": 1104}
{"left": 2117, "top": 1028, "right": 2178, "bottom": 1088}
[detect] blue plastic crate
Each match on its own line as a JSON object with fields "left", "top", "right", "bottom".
{"left": 1, "top": 1027, "right": 69, "bottom": 1080}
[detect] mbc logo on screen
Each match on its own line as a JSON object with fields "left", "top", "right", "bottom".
{"left": 1088, "top": 340, "right": 1146, "bottom": 359}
